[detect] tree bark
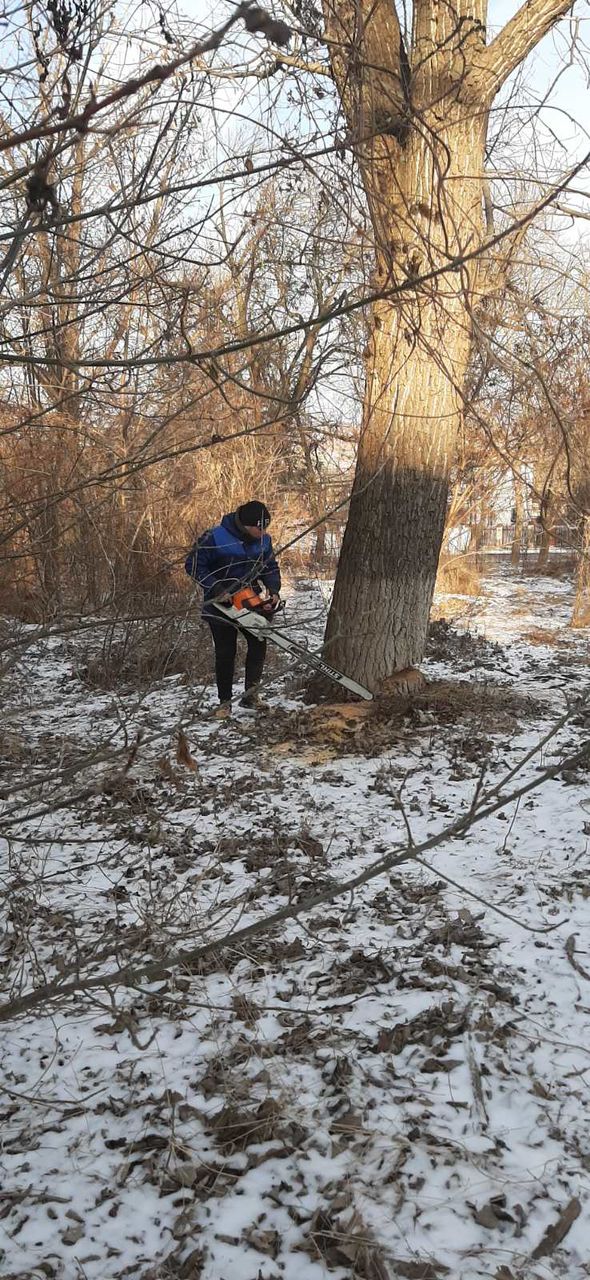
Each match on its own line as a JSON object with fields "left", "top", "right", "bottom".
{"left": 321, "top": 0, "right": 573, "bottom": 689}
{"left": 537, "top": 486, "right": 555, "bottom": 570}
{"left": 511, "top": 473, "right": 524, "bottom": 567}
{"left": 314, "top": 522, "right": 327, "bottom": 561}
{"left": 322, "top": 0, "right": 487, "bottom": 683}
{"left": 324, "top": 282, "right": 476, "bottom": 679}
{"left": 573, "top": 516, "right": 590, "bottom": 627}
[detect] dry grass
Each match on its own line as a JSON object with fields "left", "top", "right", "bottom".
{"left": 435, "top": 554, "right": 481, "bottom": 597}
{"left": 572, "top": 602, "right": 590, "bottom": 629}
{"left": 521, "top": 626, "right": 559, "bottom": 646}
{"left": 78, "top": 614, "right": 210, "bottom": 688}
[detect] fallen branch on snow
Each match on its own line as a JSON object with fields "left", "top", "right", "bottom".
{"left": 1, "top": 733, "right": 587, "bottom": 1023}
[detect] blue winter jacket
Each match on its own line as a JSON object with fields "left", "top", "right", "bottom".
{"left": 185, "top": 512, "right": 281, "bottom": 615}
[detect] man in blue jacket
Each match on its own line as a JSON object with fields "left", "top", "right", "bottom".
{"left": 186, "top": 500, "right": 281, "bottom": 718}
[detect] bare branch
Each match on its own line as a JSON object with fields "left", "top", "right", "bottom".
{"left": 477, "top": 0, "right": 575, "bottom": 99}
{"left": 1, "top": 727, "right": 586, "bottom": 1022}
{"left": 0, "top": 6, "right": 245, "bottom": 157}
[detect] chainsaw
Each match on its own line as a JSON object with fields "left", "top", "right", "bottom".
{"left": 213, "top": 583, "right": 373, "bottom": 701}
{"left": 229, "top": 584, "right": 282, "bottom": 618}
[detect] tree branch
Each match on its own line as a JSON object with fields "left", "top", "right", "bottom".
{"left": 478, "top": 0, "right": 575, "bottom": 99}
{"left": 0, "top": 5, "right": 251, "bottom": 157}
{"left": 322, "top": 0, "right": 406, "bottom": 131}
{"left": 321, "top": 0, "right": 409, "bottom": 246}
{"left": 1, "top": 729, "right": 587, "bottom": 1022}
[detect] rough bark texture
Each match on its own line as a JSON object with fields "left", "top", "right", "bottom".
{"left": 324, "top": 288, "right": 475, "bottom": 678}
{"left": 322, "top": 0, "right": 573, "bottom": 689}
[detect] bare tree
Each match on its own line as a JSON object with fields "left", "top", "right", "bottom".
{"left": 316, "top": 0, "right": 576, "bottom": 688}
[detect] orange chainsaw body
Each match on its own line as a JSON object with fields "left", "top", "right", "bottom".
{"left": 231, "top": 585, "right": 266, "bottom": 611}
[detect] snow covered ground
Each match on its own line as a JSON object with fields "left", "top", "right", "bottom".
{"left": 1, "top": 569, "right": 590, "bottom": 1280}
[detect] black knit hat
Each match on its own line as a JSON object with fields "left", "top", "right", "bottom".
{"left": 237, "top": 500, "right": 271, "bottom": 529}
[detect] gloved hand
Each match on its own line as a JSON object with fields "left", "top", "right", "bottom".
{"left": 260, "top": 593, "right": 280, "bottom": 617}
{"left": 215, "top": 591, "right": 232, "bottom": 605}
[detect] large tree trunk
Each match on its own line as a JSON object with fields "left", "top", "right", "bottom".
{"left": 321, "top": 0, "right": 573, "bottom": 690}
{"left": 324, "top": 281, "right": 476, "bottom": 679}
{"left": 323, "top": 103, "right": 486, "bottom": 679}
{"left": 321, "top": 0, "right": 487, "bottom": 685}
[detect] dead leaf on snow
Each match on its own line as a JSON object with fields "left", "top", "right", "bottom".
{"left": 330, "top": 1108, "right": 364, "bottom": 1136}
{"left": 468, "top": 1194, "right": 515, "bottom": 1230}
{"left": 176, "top": 729, "right": 198, "bottom": 771}
{"left": 231, "top": 993, "right": 260, "bottom": 1024}
{"left": 389, "top": 1261, "right": 450, "bottom": 1279}
{"left": 323, "top": 1055, "right": 353, "bottom": 1086}
{"left": 424, "top": 915, "right": 488, "bottom": 950}
{"left": 332, "top": 947, "right": 393, "bottom": 996}
{"left": 307, "top": 1205, "right": 393, "bottom": 1278}
{"left": 61, "top": 1222, "right": 84, "bottom": 1245}
{"left": 421, "top": 1056, "right": 463, "bottom": 1073}
{"left": 531, "top": 1078, "right": 554, "bottom": 1100}
{"left": 128, "top": 1133, "right": 169, "bottom": 1153}
{"left": 376, "top": 1003, "right": 466, "bottom": 1056}
{"left": 242, "top": 1225, "right": 280, "bottom": 1257}
{"left": 531, "top": 1196, "right": 581, "bottom": 1259}
{"left": 297, "top": 831, "right": 325, "bottom": 858}
{"left": 209, "top": 1098, "right": 283, "bottom": 1152}
{"left": 176, "top": 1246, "right": 205, "bottom": 1278}
{"left": 172, "top": 1210, "right": 196, "bottom": 1240}
{"left": 170, "top": 1163, "right": 200, "bottom": 1188}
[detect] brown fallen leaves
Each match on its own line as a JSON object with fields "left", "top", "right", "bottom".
{"left": 306, "top": 1205, "right": 449, "bottom": 1279}
{"left": 176, "top": 729, "right": 198, "bottom": 771}
{"left": 531, "top": 1196, "right": 581, "bottom": 1260}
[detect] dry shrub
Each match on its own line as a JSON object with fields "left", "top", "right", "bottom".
{"left": 0, "top": 403, "right": 290, "bottom": 620}
{"left": 435, "top": 553, "right": 481, "bottom": 596}
{"left": 78, "top": 604, "right": 282, "bottom": 690}
{"left": 533, "top": 555, "right": 577, "bottom": 580}
{"left": 78, "top": 612, "right": 210, "bottom": 689}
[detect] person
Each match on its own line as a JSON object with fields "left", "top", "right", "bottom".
{"left": 185, "top": 500, "right": 281, "bottom": 718}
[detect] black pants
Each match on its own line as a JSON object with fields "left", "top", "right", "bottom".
{"left": 206, "top": 616, "right": 267, "bottom": 703}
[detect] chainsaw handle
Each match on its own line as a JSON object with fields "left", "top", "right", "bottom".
{"left": 261, "top": 595, "right": 283, "bottom": 617}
